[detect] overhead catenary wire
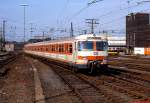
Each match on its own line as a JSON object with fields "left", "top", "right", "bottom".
{"left": 98, "top": 8, "right": 150, "bottom": 35}
{"left": 101, "top": 8, "right": 150, "bottom": 27}
{"left": 96, "top": 2, "right": 142, "bottom": 19}
{"left": 63, "top": 0, "right": 142, "bottom": 35}
{"left": 65, "top": 0, "right": 104, "bottom": 26}
{"left": 90, "top": 1, "right": 150, "bottom": 33}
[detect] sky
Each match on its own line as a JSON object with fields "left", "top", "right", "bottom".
{"left": 0, "top": 0, "right": 150, "bottom": 42}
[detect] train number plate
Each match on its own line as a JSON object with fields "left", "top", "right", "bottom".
{"left": 93, "top": 52, "right": 98, "bottom": 55}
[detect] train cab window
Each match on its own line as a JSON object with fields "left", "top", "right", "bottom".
{"left": 96, "top": 41, "right": 108, "bottom": 51}
{"left": 78, "top": 41, "right": 93, "bottom": 51}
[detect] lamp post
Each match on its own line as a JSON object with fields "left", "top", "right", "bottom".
{"left": 20, "top": 4, "right": 28, "bottom": 43}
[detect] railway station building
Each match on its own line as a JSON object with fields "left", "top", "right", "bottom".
{"left": 126, "top": 13, "right": 150, "bottom": 55}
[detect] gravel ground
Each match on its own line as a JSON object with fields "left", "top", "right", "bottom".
{"left": 29, "top": 57, "right": 82, "bottom": 103}
{"left": 0, "top": 54, "right": 35, "bottom": 103}
{"left": 1, "top": 54, "right": 149, "bottom": 103}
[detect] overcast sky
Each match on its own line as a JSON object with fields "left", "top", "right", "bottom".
{"left": 0, "top": 0, "right": 150, "bottom": 41}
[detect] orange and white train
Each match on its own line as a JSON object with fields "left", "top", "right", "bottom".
{"left": 24, "top": 34, "right": 108, "bottom": 74}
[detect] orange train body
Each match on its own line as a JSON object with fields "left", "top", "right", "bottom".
{"left": 24, "top": 34, "right": 108, "bottom": 73}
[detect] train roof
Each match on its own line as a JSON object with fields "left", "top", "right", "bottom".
{"left": 25, "top": 34, "right": 107, "bottom": 47}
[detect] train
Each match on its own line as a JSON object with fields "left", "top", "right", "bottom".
{"left": 108, "top": 45, "right": 126, "bottom": 55}
{"left": 107, "top": 36, "right": 126, "bottom": 55}
{"left": 24, "top": 34, "right": 108, "bottom": 74}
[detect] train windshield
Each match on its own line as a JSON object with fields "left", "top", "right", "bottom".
{"left": 78, "top": 41, "right": 93, "bottom": 51}
{"left": 96, "top": 41, "right": 108, "bottom": 51}
{"left": 78, "top": 41, "right": 108, "bottom": 51}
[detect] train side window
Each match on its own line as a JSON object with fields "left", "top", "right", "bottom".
{"left": 62, "top": 44, "right": 64, "bottom": 53}
{"left": 53, "top": 47, "right": 54, "bottom": 52}
{"left": 53, "top": 45, "right": 55, "bottom": 52}
{"left": 58, "top": 44, "right": 61, "bottom": 53}
{"left": 54, "top": 44, "right": 56, "bottom": 52}
{"left": 51, "top": 45, "right": 54, "bottom": 53}
{"left": 55, "top": 44, "right": 58, "bottom": 52}
{"left": 45, "top": 46, "right": 47, "bottom": 51}
{"left": 46, "top": 47, "right": 48, "bottom": 51}
{"left": 52, "top": 45, "right": 53, "bottom": 52}
{"left": 49, "top": 45, "right": 52, "bottom": 52}
{"left": 64, "top": 43, "right": 67, "bottom": 53}
{"left": 61, "top": 44, "right": 63, "bottom": 53}
{"left": 60, "top": 44, "right": 62, "bottom": 53}
{"left": 69, "top": 44, "right": 72, "bottom": 53}
{"left": 47, "top": 46, "right": 49, "bottom": 51}
{"left": 42, "top": 47, "right": 44, "bottom": 51}
{"left": 51, "top": 45, "right": 52, "bottom": 52}
{"left": 66, "top": 44, "right": 68, "bottom": 53}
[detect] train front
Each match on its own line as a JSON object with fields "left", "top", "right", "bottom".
{"left": 74, "top": 35, "right": 108, "bottom": 74}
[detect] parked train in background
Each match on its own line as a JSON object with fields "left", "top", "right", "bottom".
{"left": 107, "top": 36, "right": 126, "bottom": 55}
{"left": 24, "top": 34, "right": 108, "bottom": 74}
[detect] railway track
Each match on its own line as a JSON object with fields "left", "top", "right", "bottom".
{"left": 109, "top": 62, "right": 150, "bottom": 72}
{"left": 108, "top": 66, "right": 150, "bottom": 87}
{"left": 0, "top": 52, "right": 15, "bottom": 65}
{"left": 0, "top": 52, "right": 18, "bottom": 76}
{"left": 36, "top": 57, "right": 150, "bottom": 103}
{"left": 108, "top": 56, "right": 150, "bottom": 72}
{"left": 78, "top": 74, "right": 150, "bottom": 102}
{"left": 77, "top": 72, "right": 150, "bottom": 103}
{"left": 46, "top": 62, "right": 127, "bottom": 103}
{"left": 26, "top": 54, "right": 150, "bottom": 103}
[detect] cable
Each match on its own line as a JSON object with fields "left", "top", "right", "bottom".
{"left": 65, "top": 0, "right": 104, "bottom": 26}
{"left": 101, "top": 8, "right": 150, "bottom": 27}
{"left": 67, "top": 6, "right": 89, "bottom": 23}
{"left": 97, "top": 3, "right": 141, "bottom": 19}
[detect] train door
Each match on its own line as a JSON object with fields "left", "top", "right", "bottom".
{"left": 72, "top": 41, "right": 78, "bottom": 63}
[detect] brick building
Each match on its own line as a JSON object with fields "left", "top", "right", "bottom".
{"left": 126, "top": 13, "right": 150, "bottom": 54}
